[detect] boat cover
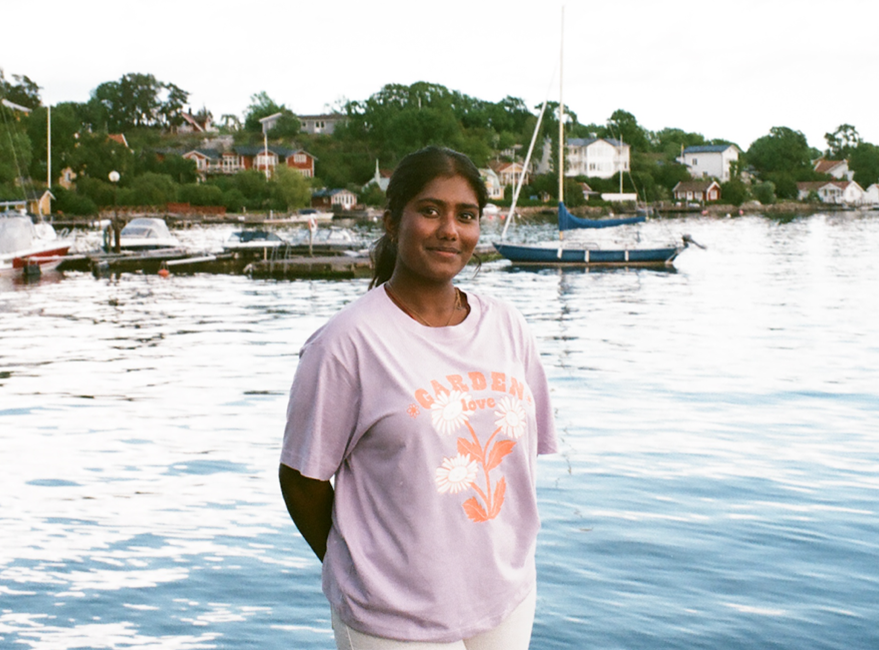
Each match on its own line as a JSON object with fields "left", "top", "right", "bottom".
{"left": 558, "top": 202, "right": 646, "bottom": 231}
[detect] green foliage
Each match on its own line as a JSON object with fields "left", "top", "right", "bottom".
{"left": 135, "top": 151, "right": 198, "bottom": 184}
{"left": 271, "top": 166, "right": 311, "bottom": 211}
{"left": 244, "top": 92, "right": 301, "bottom": 137}
{"left": 85, "top": 73, "right": 189, "bottom": 131}
{"left": 607, "top": 109, "right": 650, "bottom": 152}
{"left": 0, "top": 104, "right": 32, "bottom": 185}
{"left": 70, "top": 131, "right": 135, "bottom": 181}
{"left": 52, "top": 186, "right": 98, "bottom": 215}
{"left": 654, "top": 127, "right": 706, "bottom": 160}
{"left": 824, "top": 124, "right": 860, "bottom": 159}
{"left": 0, "top": 69, "right": 41, "bottom": 109}
{"left": 747, "top": 127, "right": 812, "bottom": 175}
{"left": 124, "top": 172, "right": 178, "bottom": 206}
{"left": 178, "top": 183, "right": 224, "bottom": 206}
{"left": 849, "top": 142, "right": 879, "bottom": 188}
{"left": 720, "top": 178, "right": 748, "bottom": 206}
{"left": 359, "top": 182, "right": 386, "bottom": 208}
{"left": 752, "top": 181, "right": 777, "bottom": 205}
{"left": 76, "top": 176, "right": 117, "bottom": 208}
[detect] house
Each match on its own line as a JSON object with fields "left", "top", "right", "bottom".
{"left": 565, "top": 138, "right": 630, "bottom": 179}
{"left": 479, "top": 168, "right": 504, "bottom": 201}
{"left": 181, "top": 146, "right": 316, "bottom": 180}
{"left": 864, "top": 184, "right": 879, "bottom": 205}
{"left": 813, "top": 158, "right": 854, "bottom": 181}
{"left": 107, "top": 133, "right": 130, "bottom": 149}
{"left": 299, "top": 113, "right": 346, "bottom": 135}
{"left": 285, "top": 149, "right": 316, "bottom": 178}
{"left": 178, "top": 111, "right": 217, "bottom": 134}
{"left": 492, "top": 161, "right": 530, "bottom": 188}
{"left": 312, "top": 188, "right": 357, "bottom": 211}
{"left": 673, "top": 179, "right": 722, "bottom": 203}
{"left": 58, "top": 167, "right": 77, "bottom": 189}
{"left": 796, "top": 180, "right": 865, "bottom": 205}
{"left": 678, "top": 144, "right": 740, "bottom": 182}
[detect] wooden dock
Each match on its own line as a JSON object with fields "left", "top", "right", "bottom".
{"left": 245, "top": 255, "right": 372, "bottom": 279}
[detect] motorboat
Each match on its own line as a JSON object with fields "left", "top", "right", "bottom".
{"left": 105, "top": 218, "right": 181, "bottom": 252}
{"left": 0, "top": 211, "right": 73, "bottom": 278}
{"left": 222, "top": 230, "right": 289, "bottom": 258}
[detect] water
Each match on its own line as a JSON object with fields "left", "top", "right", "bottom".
{"left": 2, "top": 213, "right": 878, "bottom": 649}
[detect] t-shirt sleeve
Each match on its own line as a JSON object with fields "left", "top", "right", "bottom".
{"left": 280, "top": 335, "right": 361, "bottom": 481}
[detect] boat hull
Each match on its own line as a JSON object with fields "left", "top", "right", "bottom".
{"left": 493, "top": 242, "right": 684, "bottom": 267}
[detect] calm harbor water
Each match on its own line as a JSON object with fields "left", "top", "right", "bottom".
{"left": 2, "top": 213, "right": 878, "bottom": 649}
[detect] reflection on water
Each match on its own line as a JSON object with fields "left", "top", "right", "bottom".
{"left": 2, "top": 214, "right": 878, "bottom": 649}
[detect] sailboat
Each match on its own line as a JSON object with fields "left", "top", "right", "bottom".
{"left": 493, "top": 10, "right": 689, "bottom": 268}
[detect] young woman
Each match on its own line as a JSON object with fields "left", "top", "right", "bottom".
{"left": 280, "top": 146, "right": 557, "bottom": 650}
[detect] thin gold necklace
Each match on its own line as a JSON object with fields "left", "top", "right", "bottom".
{"left": 385, "top": 283, "right": 465, "bottom": 327}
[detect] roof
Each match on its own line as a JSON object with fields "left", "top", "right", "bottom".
{"left": 797, "top": 180, "right": 856, "bottom": 191}
{"left": 567, "top": 137, "right": 627, "bottom": 148}
{"left": 813, "top": 159, "right": 847, "bottom": 174}
{"left": 673, "top": 180, "right": 721, "bottom": 192}
{"left": 682, "top": 144, "right": 738, "bottom": 154}
{"left": 298, "top": 113, "right": 345, "bottom": 121}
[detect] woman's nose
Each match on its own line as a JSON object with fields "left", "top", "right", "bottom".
{"left": 436, "top": 213, "right": 458, "bottom": 239}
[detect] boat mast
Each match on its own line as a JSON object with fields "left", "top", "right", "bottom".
{"left": 558, "top": 6, "right": 565, "bottom": 241}
{"left": 47, "top": 106, "right": 52, "bottom": 190}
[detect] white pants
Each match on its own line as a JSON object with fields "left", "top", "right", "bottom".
{"left": 332, "top": 589, "right": 536, "bottom": 650}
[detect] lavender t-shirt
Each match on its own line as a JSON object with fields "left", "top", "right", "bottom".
{"left": 280, "top": 286, "right": 557, "bottom": 642}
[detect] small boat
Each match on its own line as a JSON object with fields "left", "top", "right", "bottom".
{"left": 0, "top": 211, "right": 73, "bottom": 278}
{"left": 223, "top": 230, "right": 289, "bottom": 259}
{"left": 105, "top": 218, "right": 181, "bottom": 252}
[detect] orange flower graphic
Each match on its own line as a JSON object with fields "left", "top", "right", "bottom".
{"left": 434, "top": 395, "right": 526, "bottom": 522}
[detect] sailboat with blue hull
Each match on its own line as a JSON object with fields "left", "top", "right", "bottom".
{"left": 492, "top": 9, "right": 690, "bottom": 269}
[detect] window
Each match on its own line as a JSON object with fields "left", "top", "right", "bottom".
{"left": 293, "top": 153, "right": 307, "bottom": 163}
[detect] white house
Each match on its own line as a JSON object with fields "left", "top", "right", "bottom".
{"left": 479, "top": 168, "right": 504, "bottom": 201}
{"left": 813, "top": 158, "right": 854, "bottom": 181}
{"left": 298, "top": 114, "right": 346, "bottom": 135}
{"left": 796, "top": 180, "right": 866, "bottom": 205}
{"left": 673, "top": 180, "right": 722, "bottom": 203}
{"left": 864, "top": 184, "right": 879, "bottom": 205}
{"left": 678, "top": 144, "right": 740, "bottom": 182}
{"left": 565, "top": 138, "right": 630, "bottom": 179}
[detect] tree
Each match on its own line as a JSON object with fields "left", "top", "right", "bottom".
{"left": 125, "top": 172, "right": 178, "bottom": 206}
{"left": 824, "top": 124, "right": 860, "bottom": 159}
{"left": 607, "top": 109, "right": 650, "bottom": 152}
{"left": 849, "top": 142, "right": 879, "bottom": 188}
{"left": 1, "top": 70, "right": 41, "bottom": 109}
{"left": 747, "top": 126, "right": 812, "bottom": 175}
{"left": 0, "top": 101, "right": 33, "bottom": 188}
{"left": 86, "top": 73, "right": 190, "bottom": 131}
{"left": 70, "top": 131, "right": 135, "bottom": 181}
{"left": 25, "top": 103, "right": 81, "bottom": 183}
{"left": 271, "top": 166, "right": 311, "bottom": 211}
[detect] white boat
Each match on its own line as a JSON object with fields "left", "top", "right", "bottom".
{"left": 106, "top": 218, "right": 181, "bottom": 251}
{"left": 0, "top": 211, "right": 73, "bottom": 278}
{"left": 223, "top": 230, "right": 289, "bottom": 254}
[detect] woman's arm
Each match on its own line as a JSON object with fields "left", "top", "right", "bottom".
{"left": 279, "top": 464, "right": 335, "bottom": 562}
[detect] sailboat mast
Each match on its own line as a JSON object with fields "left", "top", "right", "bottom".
{"left": 558, "top": 7, "right": 565, "bottom": 205}
{"left": 558, "top": 7, "right": 565, "bottom": 242}
{"left": 47, "top": 106, "right": 52, "bottom": 189}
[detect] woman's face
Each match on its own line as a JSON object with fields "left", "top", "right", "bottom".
{"left": 388, "top": 174, "right": 481, "bottom": 285}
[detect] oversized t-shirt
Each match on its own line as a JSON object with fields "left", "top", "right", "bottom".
{"left": 280, "top": 285, "right": 557, "bottom": 643}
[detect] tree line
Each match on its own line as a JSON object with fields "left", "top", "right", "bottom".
{"left": 4, "top": 68, "right": 879, "bottom": 216}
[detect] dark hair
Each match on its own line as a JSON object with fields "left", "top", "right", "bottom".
{"left": 369, "top": 146, "right": 488, "bottom": 288}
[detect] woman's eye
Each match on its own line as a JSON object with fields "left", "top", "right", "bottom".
{"left": 459, "top": 212, "right": 477, "bottom": 221}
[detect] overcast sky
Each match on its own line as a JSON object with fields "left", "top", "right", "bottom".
{"left": 4, "top": 0, "right": 877, "bottom": 152}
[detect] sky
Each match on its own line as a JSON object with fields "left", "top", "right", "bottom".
{"left": 4, "top": 0, "right": 878, "bottom": 152}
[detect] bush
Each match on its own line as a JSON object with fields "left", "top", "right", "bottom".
{"left": 53, "top": 187, "right": 98, "bottom": 216}
{"left": 753, "top": 181, "right": 776, "bottom": 205}
{"left": 179, "top": 183, "right": 224, "bottom": 206}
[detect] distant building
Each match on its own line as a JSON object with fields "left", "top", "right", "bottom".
{"left": 299, "top": 113, "right": 346, "bottom": 135}
{"left": 797, "top": 180, "right": 865, "bottom": 205}
{"left": 491, "top": 160, "right": 531, "bottom": 188}
{"left": 813, "top": 158, "right": 853, "bottom": 181}
{"left": 678, "top": 144, "right": 740, "bottom": 182}
{"left": 565, "top": 138, "right": 630, "bottom": 179}
{"left": 673, "top": 179, "right": 722, "bottom": 203}
{"left": 479, "top": 168, "right": 504, "bottom": 201}
{"left": 178, "top": 111, "right": 218, "bottom": 134}
{"left": 181, "top": 146, "right": 316, "bottom": 180}
{"left": 312, "top": 188, "right": 357, "bottom": 211}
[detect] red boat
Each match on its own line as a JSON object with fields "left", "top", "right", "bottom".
{"left": 0, "top": 212, "right": 73, "bottom": 278}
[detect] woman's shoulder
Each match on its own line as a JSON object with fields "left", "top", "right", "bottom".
{"left": 302, "top": 287, "right": 386, "bottom": 351}
{"left": 469, "top": 291, "right": 527, "bottom": 327}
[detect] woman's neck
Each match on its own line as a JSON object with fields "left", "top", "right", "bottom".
{"left": 385, "top": 273, "right": 468, "bottom": 327}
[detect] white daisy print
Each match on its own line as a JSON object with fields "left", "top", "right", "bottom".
{"left": 435, "top": 454, "right": 478, "bottom": 494}
{"left": 430, "top": 391, "right": 471, "bottom": 435}
{"left": 494, "top": 396, "right": 527, "bottom": 439}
